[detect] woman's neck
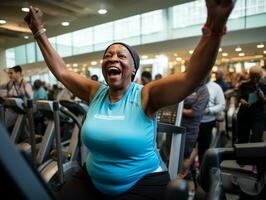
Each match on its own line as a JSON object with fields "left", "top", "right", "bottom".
{"left": 108, "top": 83, "right": 131, "bottom": 103}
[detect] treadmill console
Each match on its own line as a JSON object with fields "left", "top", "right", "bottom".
{"left": 157, "top": 105, "right": 178, "bottom": 124}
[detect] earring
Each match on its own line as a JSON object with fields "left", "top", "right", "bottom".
{"left": 132, "top": 69, "right": 136, "bottom": 75}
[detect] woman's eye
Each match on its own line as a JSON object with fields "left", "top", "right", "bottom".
{"left": 119, "top": 54, "right": 126, "bottom": 58}
{"left": 104, "top": 54, "right": 111, "bottom": 58}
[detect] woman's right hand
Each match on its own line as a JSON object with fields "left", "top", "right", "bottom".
{"left": 24, "top": 6, "right": 44, "bottom": 34}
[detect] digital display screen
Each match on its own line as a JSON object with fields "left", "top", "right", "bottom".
{"left": 157, "top": 105, "right": 178, "bottom": 124}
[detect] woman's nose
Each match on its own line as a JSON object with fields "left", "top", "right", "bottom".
{"left": 109, "top": 54, "right": 119, "bottom": 62}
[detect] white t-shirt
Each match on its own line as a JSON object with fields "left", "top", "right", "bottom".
{"left": 201, "top": 81, "right": 226, "bottom": 123}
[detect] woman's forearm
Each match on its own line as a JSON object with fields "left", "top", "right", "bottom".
{"left": 186, "top": 36, "right": 221, "bottom": 89}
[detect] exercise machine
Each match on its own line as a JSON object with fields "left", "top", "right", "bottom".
{"left": 197, "top": 142, "right": 266, "bottom": 200}
{"left": 2, "top": 97, "right": 27, "bottom": 143}
{"left": 0, "top": 123, "right": 55, "bottom": 200}
{"left": 38, "top": 100, "right": 86, "bottom": 191}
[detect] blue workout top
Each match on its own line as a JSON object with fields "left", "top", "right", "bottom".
{"left": 81, "top": 82, "right": 160, "bottom": 195}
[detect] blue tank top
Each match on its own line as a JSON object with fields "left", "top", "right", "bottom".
{"left": 81, "top": 82, "right": 160, "bottom": 195}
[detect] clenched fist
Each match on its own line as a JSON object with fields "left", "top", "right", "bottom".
{"left": 205, "top": 0, "right": 236, "bottom": 32}
{"left": 24, "top": 6, "right": 44, "bottom": 34}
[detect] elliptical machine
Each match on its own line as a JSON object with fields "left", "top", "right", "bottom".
{"left": 38, "top": 100, "right": 87, "bottom": 191}
{"left": 2, "top": 97, "right": 27, "bottom": 143}
{"left": 197, "top": 142, "right": 266, "bottom": 200}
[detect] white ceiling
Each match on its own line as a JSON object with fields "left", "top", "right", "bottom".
{"left": 0, "top": 0, "right": 265, "bottom": 75}
{"left": 0, "top": 0, "right": 188, "bottom": 48}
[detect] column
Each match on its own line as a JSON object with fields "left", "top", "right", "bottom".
{"left": 0, "top": 48, "right": 8, "bottom": 84}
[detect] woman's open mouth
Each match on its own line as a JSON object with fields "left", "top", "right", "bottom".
{"left": 107, "top": 67, "right": 122, "bottom": 78}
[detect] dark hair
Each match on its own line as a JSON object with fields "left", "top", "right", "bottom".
{"left": 155, "top": 73, "right": 162, "bottom": 80}
{"left": 9, "top": 65, "right": 22, "bottom": 73}
{"left": 141, "top": 71, "right": 152, "bottom": 80}
{"left": 103, "top": 42, "right": 140, "bottom": 81}
{"left": 33, "top": 79, "right": 43, "bottom": 90}
{"left": 91, "top": 74, "right": 99, "bottom": 81}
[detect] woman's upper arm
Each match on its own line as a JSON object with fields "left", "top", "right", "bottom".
{"left": 142, "top": 72, "right": 195, "bottom": 116}
{"left": 60, "top": 70, "right": 101, "bottom": 103}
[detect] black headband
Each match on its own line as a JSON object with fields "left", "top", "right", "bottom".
{"left": 103, "top": 42, "right": 140, "bottom": 72}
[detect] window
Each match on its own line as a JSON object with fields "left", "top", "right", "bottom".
{"left": 141, "top": 10, "right": 163, "bottom": 35}
{"left": 6, "top": 48, "right": 15, "bottom": 67}
{"left": 14, "top": 45, "right": 27, "bottom": 65}
{"left": 172, "top": 0, "right": 206, "bottom": 28}
{"left": 73, "top": 27, "right": 93, "bottom": 55}
{"left": 26, "top": 43, "right": 36, "bottom": 63}
{"left": 94, "top": 22, "right": 114, "bottom": 44}
{"left": 56, "top": 33, "right": 72, "bottom": 57}
{"left": 114, "top": 15, "right": 140, "bottom": 39}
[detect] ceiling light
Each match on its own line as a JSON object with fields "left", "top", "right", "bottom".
{"left": 24, "top": 36, "right": 29, "bottom": 39}
{"left": 176, "top": 57, "right": 182, "bottom": 61}
{"left": 189, "top": 50, "right": 194, "bottom": 54}
{"left": 238, "top": 52, "right": 245, "bottom": 56}
{"left": 222, "top": 52, "right": 228, "bottom": 56}
{"left": 91, "top": 61, "right": 97, "bottom": 65}
{"left": 235, "top": 47, "right": 242, "bottom": 52}
{"left": 0, "top": 20, "right": 7, "bottom": 24}
{"left": 73, "top": 63, "right": 78, "bottom": 67}
{"left": 98, "top": 9, "right": 107, "bottom": 15}
{"left": 21, "top": 7, "right": 30, "bottom": 12}
{"left": 61, "top": 22, "right": 70, "bottom": 26}
{"left": 100, "top": 59, "right": 103, "bottom": 63}
{"left": 141, "top": 55, "right": 148, "bottom": 59}
{"left": 219, "top": 48, "right": 222, "bottom": 52}
{"left": 66, "top": 64, "right": 71, "bottom": 67}
{"left": 257, "top": 43, "right": 264, "bottom": 48}
{"left": 263, "top": 50, "right": 266, "bottom": 54}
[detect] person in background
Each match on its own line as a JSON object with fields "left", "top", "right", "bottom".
{"left": 155, "top": 73, "right": 163, "bottom": 80}
{"left": 258, "top": 66, "right": 266, "bottom": 142}
{"left": 47, "top": 84, "right": 61, "bottom": 100}
{"left": 0, "top": 65, "right": 32, "bottom": 99}
{"left": 235, "top": 70, "right": 249, "bottom": 89}
{"left": 32, "top": 79, "right": 47, "bottom": 135}
{"left": 197, "top": 75, "right": 226, "bottom": 163}
{"left": 141, "top": 71, "right": 152, "bottom": 85}
{"left": 91, "top": 74, "right": 99, "bottom": 82}
{"left": 237, "top": 66, "right": 265, "bottom": 143}
{"left": 259, "top": 65, "right": 266, "bottom": 90}
{"left": 0, "top": 65, "right": 33, "bottom": 129}
{"left": 33, "top": 79, "right": 48, "bottom": 100}
{"left": 215, "top": 68, "right": 229, "bottom": 92}
{"left": 24, "top": 1, "right": 235, "bottom": 199}
{"left": 178, "top": 82, "right": 209, "bottom": 180}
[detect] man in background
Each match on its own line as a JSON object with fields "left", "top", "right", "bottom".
{"left": 0, "top": 65, "right": 32, "bottom": 99}
{"left": 0, "top": 65, "right": 32, "bottom": 129}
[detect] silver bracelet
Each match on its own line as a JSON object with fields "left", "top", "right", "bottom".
{"left": 34, "top": 28, "right": 46, "bottom": 39}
